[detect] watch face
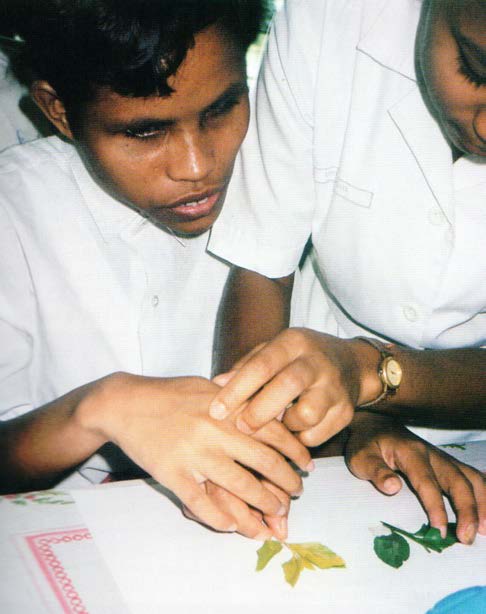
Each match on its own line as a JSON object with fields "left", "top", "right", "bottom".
{"left": 383, "top": 357, "right": 402, "bottom": 388}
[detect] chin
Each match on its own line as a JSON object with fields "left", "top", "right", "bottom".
{"left": 163, "top": 218, "right": 215, "bottom": 238}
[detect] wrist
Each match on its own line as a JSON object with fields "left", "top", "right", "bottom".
{"left": 347, "top": 338, "right": 386, "bottom": 406}
{"left": 74, "top": 373, "right": 126, "bottom": 449}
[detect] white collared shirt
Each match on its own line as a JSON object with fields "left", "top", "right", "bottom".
{"left": 0, "top": 49, "right": 43, "bottom": 152}
{"left": 210, "top": 0, "right": 486, "bottom": 444}
{"left": 0, "top": 136, "right": 229, "bottom": 484}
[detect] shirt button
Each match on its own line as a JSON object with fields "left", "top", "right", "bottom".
{"left": 151, "top": 295, "right": 159, "bottom": 308}
{"left": 427, "top": 208, "right": 446, "bottom": 226}
{"left": 403, "top": 305, "right": 419, "bottom": 322}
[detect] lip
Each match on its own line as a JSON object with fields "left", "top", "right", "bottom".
{"left": 150, "top": 189, "right": 223, "bottom": 222}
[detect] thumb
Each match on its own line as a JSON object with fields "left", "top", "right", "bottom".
{"left": 347, "top": 451, "right": 403, "bottom": 496}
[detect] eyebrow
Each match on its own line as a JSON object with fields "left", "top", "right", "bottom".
{"left": 108, "top": 81, "right": 249, "bottom": 134}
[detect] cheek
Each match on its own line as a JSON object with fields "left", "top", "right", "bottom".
{"left": 219, "top": 104, "right": 250, "bottom": 168}
{"left": 93, "top": 142, "right": 163, "bottom": 206}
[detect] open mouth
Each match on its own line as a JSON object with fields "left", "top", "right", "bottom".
{"left": 148, "top": 190, "right": 223, "bottom": 225}
{"left": 169, "top": 192, "right": 221, "bottom": 220}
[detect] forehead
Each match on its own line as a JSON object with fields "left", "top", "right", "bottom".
{"left": 86, "top": 24, "right": 246, "bottom": 123}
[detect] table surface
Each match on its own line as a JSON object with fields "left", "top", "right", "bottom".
{"left": 1, "top": 440, "right": 486, "bottom": 614}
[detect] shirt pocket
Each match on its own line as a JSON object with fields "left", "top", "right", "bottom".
{"left": 314, "top": 167, "right": 374, "bottom": 209}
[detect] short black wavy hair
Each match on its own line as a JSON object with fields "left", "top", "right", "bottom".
{"left": 14, "top": 0, "right": 270, "bottom": 111}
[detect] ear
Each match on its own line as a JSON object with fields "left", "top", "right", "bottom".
{"left": 31, "top": 80, "right": 74, "bottom": 140}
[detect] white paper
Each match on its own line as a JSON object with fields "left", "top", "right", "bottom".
{"left": 73, "top": 449, "right": 486, "bottom": 614}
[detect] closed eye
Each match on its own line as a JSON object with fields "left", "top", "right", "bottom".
{"left": 124, "top": 125, "right": 168, "bottom": 140}
{"left": 457, "top": 50, "right": 486, "bottom": 88}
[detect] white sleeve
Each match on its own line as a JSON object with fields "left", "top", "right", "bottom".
{"left": 209, "top": 0, "right": 325, "bottom": 278}
{"left": 0, "top": 201, "right": 34, "bottom": 419}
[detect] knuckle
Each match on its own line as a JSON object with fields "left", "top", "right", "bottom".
{"left": 295, "top": 402, "right": 322, "bottom": 426}
{"left": 257, "top": 450, "right": 282, "bottom": 475}
{"left": 278, "top": 370, "right": 307, "bottom": 395}
{"left": 252, "top": 355, "right": 277, "bottom": 382}
{"left": 298, "top": 429, "right": 321, "bottom": 448}
{"left": 182, "top": 488, "right": 205, "bottom": 512}
{"left": 232, "top": 471, "right": 256, "bottom": 495}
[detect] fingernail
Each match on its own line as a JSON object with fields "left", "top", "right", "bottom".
{"left": 306, "top": 460, "right": 315, "bottom": 472}
{"left": 278, "top": 517, "right": 288, "bottom": 539}
{"left": 236, "top": 415, "right": 254, "bottom": 435}
{"left": 209, "top": 401, "right": 228, "bottom": 420}
{"left": 226, "top": 523, "right": 237, "bottom": 532}
{"left": 276, "top": 504, "right": 287, "bottom": 517}
{"left": 256, "top": 530, "right": 272, "bottom": 541}
{"left": 463, "top": 523, "right": 477, "bottom": 545}
{"left": 292, "top": 486, "right": 303, "bottom": 497}
{"left": 383, "top": 477, "right": 400, "bottom": 494}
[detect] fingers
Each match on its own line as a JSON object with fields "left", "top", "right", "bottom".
{"left": 209, "top": 336, "right": 294, "bottom": 421}
{"left": 216, "top": 430, "right": 304, "bottom": 498}
{"left": 167, "top": 473, "right": 238, "bottom": 533}
{"left": 202, "top": 451, "right": 298, "bottom": 517}
{"left": 239, "top": 357, "right": 319, "bottom": 433}
{"left": 204, "top": 483, "right": 273, "bottom": 541}
{"left": 251, "top": 419, "right": 314, "bottom": 472}
{"left": 286, "top": 396, "right": 354, "bottom": 448}
{"left": 428, "top": 452, "right": 484, "bottom": 544}
{"left": 183, "top": 481, "right": 289, "bottom": 542}
{"left": 260, "top": 480, "right": 290, "bottom": 541}
{"left": 346, "top": 446, "right": 403, "bottom": 496}
{"left": 457, "top": 463, "right": 486, "bottom": 535}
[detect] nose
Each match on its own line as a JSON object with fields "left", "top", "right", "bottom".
{"left": 166, "top": 129, "right": 215, "bottom": 182}
{"left": 473, "top": 107, "right": 486, "bottom": 147}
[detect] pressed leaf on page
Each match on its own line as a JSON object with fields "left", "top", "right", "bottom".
{"left": 375, "top": 522, "right": 459, "bottom": 568}
{"left": 287, "top": 542, "right": 345, "bottom": 569}
{"left": 256, "top": 540, "right": 345, "bottom": 587}
{"left": 282, "top": 555, "right": 303, "bottom": 587}
{"left": 374, "top": 533, "right": 410, "bottom": 569}
{"left": 381, "top": 522, "right": 458, "bottom": 553}
{"left": 256, "top": 540, "right": 283, "bottom": 571}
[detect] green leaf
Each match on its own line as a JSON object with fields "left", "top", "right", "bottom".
{"left": 374, "top": 533, "right": 410, "bottom": 568}
{"left": 282, "top": 554, "right": 303, "bottom": 587}
{"left": 381, "top": 522, "right": 458, "bottom": 553}
{"left": 287, "top": 542, "right": 346, "bottom": 569}
{"left": 256, "top": 540, "right": 283, "bottom": 571}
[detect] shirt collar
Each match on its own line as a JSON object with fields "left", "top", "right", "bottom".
{"left": 357, "top": 0, "right": 422, "bottom": 82}
{"left": 68, "top": 140, "right": 147, "bottom": 242}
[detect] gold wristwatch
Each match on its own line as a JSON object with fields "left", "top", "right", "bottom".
{"left": 356, "top": 337, "right": 403, "bottom": 408}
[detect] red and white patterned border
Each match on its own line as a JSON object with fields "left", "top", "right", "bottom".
{"left": 25, "top": 528, "right": 92, "bottom": 614}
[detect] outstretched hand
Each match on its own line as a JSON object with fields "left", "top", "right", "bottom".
{"left": 84, "top": 372, "right": 311, "bottom": 539}
{"left": 345, "top": 412, "right": 486, "bottom": 544}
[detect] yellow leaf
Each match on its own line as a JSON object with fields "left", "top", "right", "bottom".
{"left": 301, "top": 557, "right": 316, "bottom": 570}
{"left": 282, "top": 555, "right": 302, "bottom": 587}
{"left": 256, "top": 540, "right": 283, "bottom": 571}
{"left": 288, "top": 542, "right": 345, "bottom": 569}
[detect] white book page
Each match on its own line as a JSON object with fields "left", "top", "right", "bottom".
{"left": 72, "top": 448, "right": 486, "bottom": 614}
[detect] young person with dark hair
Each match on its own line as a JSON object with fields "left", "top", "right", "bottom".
{"left": 0, "top": 0, "right": 313, "bottom": 541}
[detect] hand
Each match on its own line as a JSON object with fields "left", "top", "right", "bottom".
{"left": 183, "top": 479, "right": 290, "bottom": 541}
{"left": 210, "top": 328, "right": 360, "bottom": 446}
{"left": 181, "top": 413, "right": 312, "bottom": 540}
{"left": 345, "top": 412, "right": 486, "bottom": 544}
{"left": 80, "top": 372, "right": 309, "bottom": 534}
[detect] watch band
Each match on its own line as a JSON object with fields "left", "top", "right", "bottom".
{"left": 355, "top": 337, "right": 399, "bottom": 408}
